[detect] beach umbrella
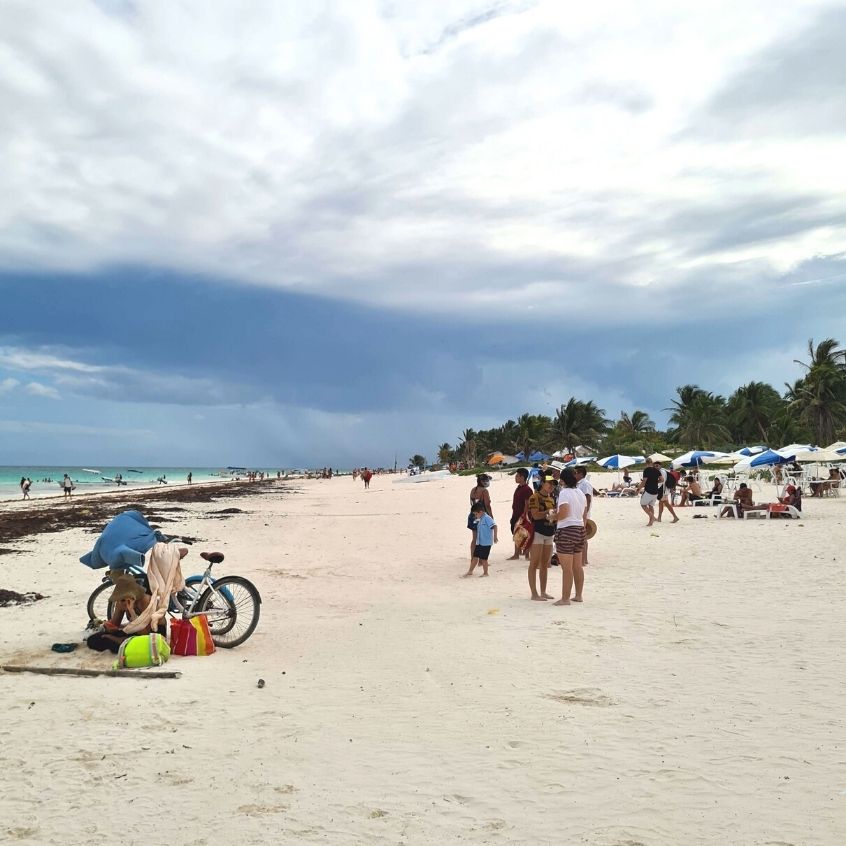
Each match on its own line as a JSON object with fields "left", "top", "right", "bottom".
{"left": 824, "top": 441, "right": 846, "bottom": 454}
{"left": 564, "top": 456, "right": 596, "bottom": 467}
{"left": 486, "top": 452, "right": 504, "bottom": 466}
{"left": 647, "top": 452, "right": 672, "bottom": 462}
{"left": 597, "top": 454, "right": 639, "bottom": 469}
{"left": 792, "top": 448, "right": 844, "bottom": 462}
{"left": 776, "top": 443, "right": 814, "bottom": 455}
{"left": 734, "top": 449, "right": 793, "bottom": 471}
{"left": 528, "top": 450, "right": 551, "bottom": 461}
{"left": 671, "top": 450, "right": 731, "bottom": 469}
{"left": 499, "top": 454, "right": 520, "bottom": 465}
{"left": 734, "top": 445, "right": 767, "bottom": 457}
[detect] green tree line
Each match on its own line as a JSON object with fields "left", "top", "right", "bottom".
{"left": 434, "top": 338, "right": 846, "bottom": 466}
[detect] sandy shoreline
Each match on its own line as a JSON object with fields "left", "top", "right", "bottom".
{"left": 1, "top": 472, "right": 844, "bottom": 844}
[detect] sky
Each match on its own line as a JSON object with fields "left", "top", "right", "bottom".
{"left": 1, "top": 0, "right": 845, "bottom": 467}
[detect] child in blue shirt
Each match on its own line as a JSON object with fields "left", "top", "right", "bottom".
{"left": 462, "top": 502, "right": 498, "bottom": 577}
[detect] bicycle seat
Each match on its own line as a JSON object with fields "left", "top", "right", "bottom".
{"left": 200, "top": 551, "right": 225, "bottom": 564}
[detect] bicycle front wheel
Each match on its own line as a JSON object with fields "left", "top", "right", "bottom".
{"left": 86, "top": 582, "right": 114, "bottom": 622}
{"left": 197, "top": 576, "right": 261, "bottom": 648}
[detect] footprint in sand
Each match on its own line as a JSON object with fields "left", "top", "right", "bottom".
{"left": 237, "top": 803, "right": 288, "bottom": 815}
{"left": 544, "top": 688, "right": 616, "bottom": 707}
{"left": 274, "top": 784, "right": 298, "bottom": 795}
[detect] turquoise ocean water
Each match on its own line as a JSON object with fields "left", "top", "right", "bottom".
{"left": 0, "top": 466, "right": 283, "bottom": 502}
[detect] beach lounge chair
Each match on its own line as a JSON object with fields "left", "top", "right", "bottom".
{"left": 766, "top": 504, "right": 802, "bottom": 519}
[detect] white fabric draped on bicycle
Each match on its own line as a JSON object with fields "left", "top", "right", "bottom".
{"left": 123, "top": 542, "right": 186, "bottom": 635}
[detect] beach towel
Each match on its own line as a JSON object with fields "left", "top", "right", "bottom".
{"left": 80, "top": 510, "right": 163, "bottom": 570}
{"left": 122, "top": 542, "right": 186, "bottom": 635}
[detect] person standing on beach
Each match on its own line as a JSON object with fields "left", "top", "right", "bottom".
{"left": 462, "top": 502, "right": 497, "bottom": 577}
{"left": 553, "top": 469, "right": 587, "bottom": 605}
{"left": 62, "top": 474, "right": 74, "bottom": 499}
{"left": 507, "top": 469, "right": 533, "bottom": 561}
{"left": 187, "top": 471, "right": 192, "bottom": 484}
{"left": 467, "top": 473, "right": 493, "bottom": 566}
{"left": 573, "top": 466, "right": 594, "bottom": 565}
{"left": 526, "top": 476, "right": 556, "bottom": 600}
{"left": 655, "top": 461, "right": 679, "bottom": 523}
{"left": 637, "top": 459, "right": 661, "bottom": 526}
{"left": 22, "top": 478, "right": 32, "bottom": 500}
{"left": 361, "top": 467, "right": 373, "bottom": 489}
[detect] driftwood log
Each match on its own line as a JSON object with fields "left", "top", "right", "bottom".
{"left": 1, "top": 665, "right": 181, "bottom": 679}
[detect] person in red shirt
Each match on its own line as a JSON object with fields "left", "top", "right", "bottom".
{"left": 507, "top": 468, "right": 533, "bottom": 560}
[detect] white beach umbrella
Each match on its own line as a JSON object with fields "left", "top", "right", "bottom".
{"left": 647, "top": 452, "right": 672, "bottom": 462}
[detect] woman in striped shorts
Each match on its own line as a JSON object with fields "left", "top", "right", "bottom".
{"left": 553, "top": 468, "right": 588, "bottom": 606}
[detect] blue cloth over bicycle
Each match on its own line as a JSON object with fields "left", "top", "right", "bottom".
{"left": 80, "top": 510, "right": 164, "bottom": 570}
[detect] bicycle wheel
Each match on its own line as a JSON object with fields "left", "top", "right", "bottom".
{"left": 197, "top": 576, "right": 261, "bottom": 648}
{"left": 86, "top": 582, "right": 114, "bottom": 621}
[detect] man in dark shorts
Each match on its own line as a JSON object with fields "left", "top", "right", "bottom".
{"left": 507, "top": 468, "right": 533, "bottom": 560}
{"left": 637, "top": 458, "right": 662, "bottom": 527}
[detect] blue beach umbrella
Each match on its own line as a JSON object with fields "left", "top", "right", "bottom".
{"left": 671, "top": 450, "right": 730, "bottom": 468}
{"left": 747, "top": 449, "right": 794, "bottom": 468}
{"left": 597, "top": 454, "right": 641, "bottom": 469}
{"left": 528, "top": 451, "right": 550, "bottom": 461}
{"left": 735, "top": 445, "right": 767, "bottom": 457}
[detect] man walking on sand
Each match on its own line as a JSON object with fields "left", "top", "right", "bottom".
{"left": 655, "top": 461, "right": 679, "bottom": 523}
{"left": 507, "top": 468, "right": 533, "bottom": 561}
{"left": 637, "top": 458, "right": 661, "bottom": 527}
{"left": 362, "top": 467, "right": 373, "bottom": 489}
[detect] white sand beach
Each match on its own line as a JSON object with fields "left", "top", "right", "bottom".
{"left": 1, "top": 472, "right": 845, "bottom": 845}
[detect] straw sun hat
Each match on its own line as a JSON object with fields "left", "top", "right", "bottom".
{"left": 585, "top": 519, "right": 598, "bottom": 540}
{"left": 109, "top": 575, "right": 145, "bottom": 605}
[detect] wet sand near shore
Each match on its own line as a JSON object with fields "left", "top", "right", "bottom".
{"left": 0, "top": 479, "right": 280, "bottom": 550}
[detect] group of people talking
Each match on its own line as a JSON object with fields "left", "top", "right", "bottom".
{"left": 465, "top": 466, "right": 594, "bottom": 606}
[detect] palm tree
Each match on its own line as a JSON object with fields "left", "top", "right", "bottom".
{"left": 458, "top": 429, "right": 477, "bottom": 468}
{"left": 726, "top": 381, "right": 783, "bottom": 444}
{"left": 787, "top": 338, "right": 846, "bottom": 444}
{"left": 409, "top": 454, "right": 427, "bottom": 469}
{"left": 665, "top": 385, "right": 706, "bottom": 441}
{"left": 511, "top": 413, "right": 550, "bottom": 461}
{"left": 617, "top": 410, "right": 655, "bottom": 435}
{"left": 437, "top": 443, "right": 453, "bottom": 463}
{"left": 674, "top": 392, "right": 729, "bottom": 448}
{"left": 547, "top": 398, "right": 607, "bottom": 455}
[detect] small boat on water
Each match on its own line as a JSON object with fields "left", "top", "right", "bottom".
{"left": 81, "top": 468, "right": 100, "bottom": 474}
{"left": 101, "top": 476, "right": 128, "bottom": 486}
{"left": 126, "top": 469, "right": 143, "bottom": 474}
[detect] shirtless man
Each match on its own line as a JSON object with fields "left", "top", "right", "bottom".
{"left": 679, "top": 475, "right": 703, "bottom": 506}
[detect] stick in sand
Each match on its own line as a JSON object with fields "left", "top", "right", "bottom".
{"left": 1, "top": 665, "right": 181, "bottom": 679}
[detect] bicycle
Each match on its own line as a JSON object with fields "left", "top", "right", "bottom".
{"left": 86, "top": 548, "right": 261, "bottom": 648}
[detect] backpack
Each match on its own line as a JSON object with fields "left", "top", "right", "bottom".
{"left": 664, "top": 471, "right": 677, "bottom": 490}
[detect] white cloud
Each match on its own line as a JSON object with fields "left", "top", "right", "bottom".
{"left": 24, "top": 381, "right": 60, "bottom": 399}
{"left": 0, "top": 377, "right": 20, "bottom": 395}
{"left": 0, "top": 0, "right": 843, "bottom": 317}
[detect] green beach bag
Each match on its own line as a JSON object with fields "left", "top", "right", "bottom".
{"left": 113, "top": 633, "right": 171, "bottom": 669}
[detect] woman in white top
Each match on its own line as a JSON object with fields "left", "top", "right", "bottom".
{"left": 553, "top": 468, "right": 587, "bottom": 605}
